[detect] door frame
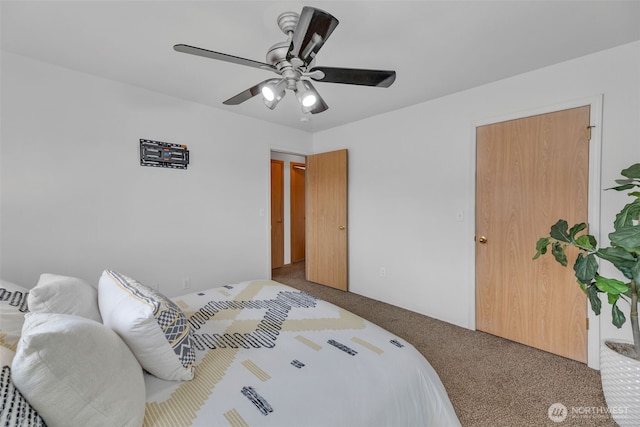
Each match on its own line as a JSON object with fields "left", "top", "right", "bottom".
{"left": 468, "top": 94, "right": 603, "bottom": 369}
{"left": 290, "top": 161, "right": 306, "bottom": 263}
{"left": 267, "top": 148, "right": 312, "bottom": 276}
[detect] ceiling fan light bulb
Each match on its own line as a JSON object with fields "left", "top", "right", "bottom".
{"left": 302, "top": 93, "right": 317, "bottom": 107}
{"left": 262, "top": 86, "right": 276, "bottom": 101}
{"left": 295, "top": 80, "right": 320, "bottom": 112}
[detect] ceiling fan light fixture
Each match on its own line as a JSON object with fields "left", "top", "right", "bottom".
{"left": 262, "top": 79, "right": 287, "bottom": 109}
{"left": 295, "top": 80, "right": 319, "bottom": 112}
{"left": 174, "top": 7, "right": 395, "bottom": 116}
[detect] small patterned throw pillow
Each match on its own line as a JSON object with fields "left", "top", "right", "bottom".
{"left": 0, "top": 365, "right": 46, "bottom": 427}
{"left": 0, "top": 280, "right": 30, "bottom": 367}
{"left": 98, "top": 270, "right": 196, "bottom": 381}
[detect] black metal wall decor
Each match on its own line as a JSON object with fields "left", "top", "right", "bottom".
{"left": 140, "top": 139, "right": 189, "bottom": 170}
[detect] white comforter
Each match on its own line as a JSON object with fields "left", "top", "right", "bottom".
{"left": 144, "top": 280, "right": 461, "bottom": 427}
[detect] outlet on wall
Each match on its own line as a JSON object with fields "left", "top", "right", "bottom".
{"left": 182, "top": 278, "right": 191, "bottom": 289}
{"left": 379, "top": 267, "right": 386, "bottom": 277}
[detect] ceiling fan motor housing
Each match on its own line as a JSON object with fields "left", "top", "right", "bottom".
{"left": 265, "top": 41, "right": 290, "bottom": 68}
{"left": 277, "top": 11, "right": 299, "bottom": 35}
{"left": 266, "top": 41, "right": 301, "bottom": 90}
{"left": 267, "top": 11, "right": 309, "bottom": 90}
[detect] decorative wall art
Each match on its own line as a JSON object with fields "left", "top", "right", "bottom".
{"left": 140, "top": 139, "right": 189, "bottom": 170}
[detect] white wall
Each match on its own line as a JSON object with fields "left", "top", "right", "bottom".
{"left": 313, "top": 41, "right": 640, "bottom": 349}
{"left": 0, "top": 52, "right": 312, "bottom": 296}
{"left": 2, "top": 41, "right": 639, "bottom": 365}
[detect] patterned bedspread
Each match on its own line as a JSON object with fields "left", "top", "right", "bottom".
{"left": 144, "top": 280, "right": 460, "bottom": 427}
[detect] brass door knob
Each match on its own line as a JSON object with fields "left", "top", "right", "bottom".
{"left": 339, "top": 225, "right": 346, "bottom": 230}
{"left": 478, "top": 236, "right": 487, "bottom": 244}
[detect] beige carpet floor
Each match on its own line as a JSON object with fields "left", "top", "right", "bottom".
{"left": 272, "top": 262, "right": 616, "bottom": 427}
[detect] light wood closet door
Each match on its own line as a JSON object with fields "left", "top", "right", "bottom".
{"left": 476, "top": 106, "right": 590, "bottom": 363}
{"left": 306, "top": 149, "right": 348, "bottom": 291}
{"left": 271, "top": 159, "right": 284, "bottom": 269}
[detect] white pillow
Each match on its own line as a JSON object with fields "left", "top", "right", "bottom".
{"left": 28, "top": 273, "right": 102, "bottom": 322}
{"left": 0, "top": 279, "right": 30, "bottom": 366}
{"left": 11, "top": 312, "right": 145, "bottom": 427}
{"left": 98, "top": 270, "right": 196, "bottom": 381}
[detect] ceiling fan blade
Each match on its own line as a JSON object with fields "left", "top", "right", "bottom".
{"left": 287, "top": 7, "right": 339, "bottom": 67}
{"left": 174, "top": 44, "right": 277, "bottom": 72}
{"left": 309, "top": 66, "right": 396, "bottom": 88}
{"left": 223, "top": 79, "right": 273, "bottom": 105}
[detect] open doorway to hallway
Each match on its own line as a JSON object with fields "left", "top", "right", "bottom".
{"left": 270, "top": 151, "right": 306, "bottom": 270}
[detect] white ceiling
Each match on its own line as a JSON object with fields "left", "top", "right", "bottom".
{"left": 2, "top": 1, "right": 639, "bottom": 133}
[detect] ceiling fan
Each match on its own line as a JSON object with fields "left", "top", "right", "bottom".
{"left": 174, "top": 6, "right": 396, "bottom": 114}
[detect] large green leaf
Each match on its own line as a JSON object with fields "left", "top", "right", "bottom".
{"left": 613, "top": 199, "right": 640, "bottom": 229}
{"left": 597, "top": 247, "right": 637, "bottom": 279}
{"left": 608, "top": 293, "right": 620, "bottom": 305}
{"left": 550, "top": 220, "right": 571, "bottom": 243}
{"left": 594, "top": 276, "right": 629, "bottom": 295}
{"left": 632, "top": 259, "right": 640, "bottom": 285}
{"left": 569, "top": 223, "right": 587, "bottom": 241}
{"left": 609, "top": 225, "right": 640, "bottom": 253}
{"left": 551, "top": 242, "right": 567, "bottom": 266}
{"left": 614, "top": 178, "right": 637, "bottom": 186}
{"left": 586, "top": 284, "right": 601, "bottom": 315}
{"left": 621, "top": 163, "right": 640, "bottom": 179}
{"left": 612, "top": 303, "right": 626, "bottom": 328}
{"left": 533, "top": 237, "right": 549, "bottom": 260}
{"left": 573, "top": 253, "right": 598, "bottom": 284}
{"left": 609, "top": 183, "right": 638, "bottom": 192}
{"left": 574, "top": 234, "right": 597, "bottom": 251}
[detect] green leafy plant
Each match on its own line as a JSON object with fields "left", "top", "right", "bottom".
{"left": 533, "top": 163, "right": 640, "bottom": 357}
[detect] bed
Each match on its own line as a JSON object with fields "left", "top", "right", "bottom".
{"left": 1, "top": 272, "right": 461, "bottom": 427}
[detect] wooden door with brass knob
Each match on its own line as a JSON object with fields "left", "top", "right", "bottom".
{"left": 306, "top": 149, "right": 348, "bottom": 291}
{"left": 475, "top": 106, "right": 590, "bottom": 363}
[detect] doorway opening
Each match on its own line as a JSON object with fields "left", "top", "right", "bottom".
{"left": 269, "top": 148, "right": 348, "bottom": 291}
{"left": 270, "top": 151, "right": 306, "bottom": 271}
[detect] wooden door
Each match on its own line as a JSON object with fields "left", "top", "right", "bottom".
{"left": 476, "top": 106, "right": 590, "bottom": 363}
{"left": 290, "top": 162, "right": 306, "bottom": 263}
{"left": 306, "top": 149, "right": 348, "bottom": 291}
{"left": 271, "top": 159, "right": 284, "bottom": 269}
